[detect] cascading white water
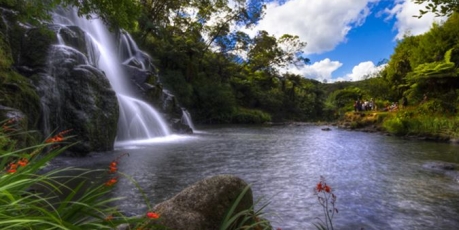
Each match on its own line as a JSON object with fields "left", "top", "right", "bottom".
{"left": 181, "top": 109, "right": 195, "bottom": 131}
{"left": 53, "top": 8, "right": 170, "bottom": 141}
{"left": 118, "top": 30, "right": 154, "bottom": 71}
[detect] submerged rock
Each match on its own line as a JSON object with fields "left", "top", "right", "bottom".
{"left": 423, "top": 161, "right": 458, "bottom": 171}
{"left": 423, "top": 161, "right": 459, "bottom": 183}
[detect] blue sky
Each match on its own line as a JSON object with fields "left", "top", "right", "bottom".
{"left": 309, "top": 1, "right": 397, "bottom": 78}
{"left": 239, "top": 0, "right": 446, "bottom": 82}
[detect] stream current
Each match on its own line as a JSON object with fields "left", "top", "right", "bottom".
{"left": 52, "top": 125, "right": 459, "bottom": 230}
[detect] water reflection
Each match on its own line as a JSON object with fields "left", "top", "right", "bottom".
{"left": 51, "top": 125, "right": 459, "bottom": 230}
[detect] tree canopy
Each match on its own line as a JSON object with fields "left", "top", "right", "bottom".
{"left": 0, "top": 0, "right": 141, "bottom": 29}
{"left": 2, "top": 0, "right": 459, "bottom": 124}
{"left": 414, "top": 0, "right": 459, "bottom": 18}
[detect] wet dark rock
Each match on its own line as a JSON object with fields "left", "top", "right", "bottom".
{"left": 171, "top": 118, "right": 193, "bottom": 134}
{"left": 424, "top": 161, "right": 458, "bottom": 171}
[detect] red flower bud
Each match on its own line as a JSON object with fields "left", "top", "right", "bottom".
{"left": 146, "top": 211, "right": 160, "bottom": 219}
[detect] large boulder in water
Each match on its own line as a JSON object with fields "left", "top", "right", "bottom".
{"left": 150, "top": 175, "right": 254, "bottom": 230}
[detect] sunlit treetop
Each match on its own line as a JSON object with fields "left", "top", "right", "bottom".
{"left": 414, "top": 0, "right": 459, "bottom": 18}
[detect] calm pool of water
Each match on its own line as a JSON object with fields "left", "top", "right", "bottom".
{"left": 52, "top": 124, "right": 459, "bottom": 230}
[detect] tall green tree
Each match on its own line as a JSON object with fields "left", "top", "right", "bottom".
{"left": 245, "top": 31, "right": 309, "bottom": 73}
{"left": 384, "top": 35, "right": 420, "bottom": 98}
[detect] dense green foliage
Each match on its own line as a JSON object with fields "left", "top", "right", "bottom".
{"left": 0, "top": 0, "right": 140, "bottom": 29}
{"left": 0, "top": 0, "right": 320, "bottom": 124}
{"left": 0, "top": 26, "right": 41, "bottom": 137}
{"left": 383, "top": 13, "right": 459, "bottom": 107}
{"left": 336, "top": 12, "right": 459, "bottom": 138}
{"left": 382, "top": 107, "right": 459, "bottom": 138}
{"left": 131, "top": 0, "right": 323, "bottom": 123}
{"left": 1, "top": 0, "right": 459, "bottom": 135}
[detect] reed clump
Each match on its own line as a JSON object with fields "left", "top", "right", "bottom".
{"left": 0, "top": 118, "right": 162, "bottom": 229}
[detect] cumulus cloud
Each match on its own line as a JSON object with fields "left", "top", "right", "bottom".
{"left": 343, "top": 61, "right": 386, "bottom": 81}
{"left": 286, "top": 58, "right": 343, "bottom": 82}
{"left": 244, "top": 0, "right": 379, "bottom": 54}
{"left": 286, "top": 59, "right": 386, "bottom": 83}
{"left": 384, "top": 0, "right": 447, "bottom": 40}
{"left": 234, "top": 0, "right": 443, "bottom": 82}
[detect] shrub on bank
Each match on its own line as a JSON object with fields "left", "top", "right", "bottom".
{"left": 231, "top": 108, "right": 272, "bottom": 124}
{"left": 381, "top": 108, "right": 459, "bottom": 138}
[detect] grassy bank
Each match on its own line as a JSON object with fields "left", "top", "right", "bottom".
{"left": 339, "top": 107, "right": 459, "bottom": 141}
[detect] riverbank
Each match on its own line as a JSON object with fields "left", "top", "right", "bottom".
{"left": 334, "top": 111, "right": 459, "bottom": 144}
{"left": 33, "top": 124, "right": 459, "bottom": 229}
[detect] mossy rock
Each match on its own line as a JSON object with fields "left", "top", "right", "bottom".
{"left": 0, "top": 70, "right": 41, "bottom": 129}
{"left": 0, "top": 32, "right": 13, "bottom": 70}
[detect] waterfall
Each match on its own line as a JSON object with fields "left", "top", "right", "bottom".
{"left": 181, "top": 109, "right": 195, "bottom": 131}
{"left": 52, "top": 8, "right": 170, "bottom": 141}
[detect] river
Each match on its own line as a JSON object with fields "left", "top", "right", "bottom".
{"left": 52, "top": 124, "right": 459, "bottom": 230}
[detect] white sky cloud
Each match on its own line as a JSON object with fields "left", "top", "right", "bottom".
{"left": 245, "top": 0, "right": 379, "bottom": 54}
{"left": 286, "top": 59, "right": 386, "bottom": 83}
{"left": 238, "top": 0, "right": 447, "bottom": 82}
{"left": 286, "top": 58, "right": 342, "bottom": 83}
{"left": 384, "top": 0, "right": 447, "bottom": 40}
{"left": 343, "top": 61, "right": 386, "bottom": 81}
{"left": 242, "top": 0, "right": 385, "bottom": 82}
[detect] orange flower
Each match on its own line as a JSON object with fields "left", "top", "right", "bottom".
{"left": 8, "top": 163, "right": 18, "bottom": 170}
{"left": 45, "top": 129, "right": 72, "bottom": 143}
{"left": 316, "top": 177, "right": 332, "bottom": 193}
{"left": 146, "top": 212, "right": 160, "bottom": 219}
{"left": 45, "top": 135, "right": 63, "bottom": 143}
{"left": 104, "top": 177, "right": 118, "bottom": 187}
{"left": 108, "top": 161, "right": 118, "bottom": 173}
{"left": 18, "top": 158, "right": 28, "bottom": 167}
{"left": 316, "top": 182, "right": 323, "bottom": 192}
{"left": 108, "top": 165, "right": 117, "bottom": 173}
{"left": 324, "top": 185, "right": 331, "bottom": 193}
{"left": 104, "top": 214, "right": 114, "bottom": 221}
{"left": 5, "top": 158, "right": 30, "bottom": 174}
{"left": 106, "top": 153, "right": 129, "bottom": 174}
